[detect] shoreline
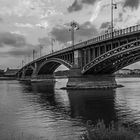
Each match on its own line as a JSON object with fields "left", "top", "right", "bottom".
{"left": 0, "top": 77, "right": 16, "bottom": 80}
{"left": 61, "top": 84, "right": 124, "bottom": 90}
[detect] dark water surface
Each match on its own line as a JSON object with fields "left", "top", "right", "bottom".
{"left": 0, "top": 78, "right": 140, "bottom": 139}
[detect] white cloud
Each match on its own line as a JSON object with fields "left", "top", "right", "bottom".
{"left": 36, "top": 21, "right": 49, "bottom": 29}
{"left": 10, "top": 31, "right": 26, "bottom": 36}
{"left": 90, "top": 1, "right": 102, "bottom": 23}
{"left": 40, "top": 9, "right": 63, "bottom": 19}
{"left": 15, "top": 23, "right": 34, "bottom": 28}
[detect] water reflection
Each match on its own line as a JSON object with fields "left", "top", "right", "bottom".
{"left": 21, "top": 81, "right": 118, "bottom": 125}
{"left": 68, "top": 89, "right": 117, "bottom": 124}
{"left": 18, "top": 81, "right": 84, "bottom": 140}
{"left": 116, "top": 78, "right": 140, "bottom": 126}
{"left": 1, "top": 79, "right": 140, "bottom": 139}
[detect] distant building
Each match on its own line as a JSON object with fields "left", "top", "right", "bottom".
{"left": 115, "top": 69, "right": 132, "bottom": 75}
{"left": 0, "top": 69, "right": 4, "bottom": 77}
{"left": 54, "top": 70, "right": 69, "bottom": 76}
{"left": 4, "top": 68, "right": 19, "bottom": 77}
{"left": 132, "top": 69, "right": 140, "bottom": 74}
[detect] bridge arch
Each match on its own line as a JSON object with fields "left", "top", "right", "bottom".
{"left": 24, "top": 66, "right": 34, "bottom": 77}
{"left": 82, "top": 40, "right": 140, "bottom": 74}
{"left": 37, "top": 58, "right": 72, "bottom": 75}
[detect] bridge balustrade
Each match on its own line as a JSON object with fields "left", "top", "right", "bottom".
{"left": 77, "top": 25, "right": 140, "bottom": 50}
{"left": 123, "top": 29, "right": 126, "bottom": 34}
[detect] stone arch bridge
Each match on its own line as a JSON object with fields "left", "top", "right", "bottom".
{"left": 17, "top": 25, "right": 140, "bottom": 88}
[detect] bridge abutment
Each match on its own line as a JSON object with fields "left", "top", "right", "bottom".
{"left": 66, "top": 68, "right": 117, "bottom": 89}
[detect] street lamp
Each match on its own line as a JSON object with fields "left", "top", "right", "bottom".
{"left": 39, "top": 44, "right": 43, "bottom": 57}
{"left": 51, "top": 38, "right": 55, "bottom": 53}
{"left": 22, "top": 60, "right": 25, "bottom": 67}
{"left": 69, "top": 21, "right": 79, "bottom": 50}
{"left": 33, "top": 49, "right": 35, "bottom": 60}
{"left": 111, "top": 0, "right": 117, "bottom": 40}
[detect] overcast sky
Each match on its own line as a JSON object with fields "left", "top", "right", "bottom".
{"left": 0, "top": 0, "right": 140, "bottom": 69}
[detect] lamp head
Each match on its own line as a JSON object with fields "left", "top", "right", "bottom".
{"left": 114, "top": 4, "right": 117, "bottom": 9}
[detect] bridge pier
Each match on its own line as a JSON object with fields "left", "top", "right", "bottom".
{"left": 66, "top": 68, "right": 117, "bottom": 89}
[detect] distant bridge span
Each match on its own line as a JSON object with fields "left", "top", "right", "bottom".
{"left": 17, "top": 25, "right": 140, "bottom": 88}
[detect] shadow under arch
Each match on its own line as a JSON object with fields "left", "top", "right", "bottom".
{"left": 19, "top": 81, "right": 118, "bottom": 126}
{"left": 24, "top": 67, "right": 34, "bottom": 77}
{"left": 82, "top": 40, "right": 140, "bottom": 74}
{"left": 37, "top": 58, "right": 72, "bottom": 75}
{"left": 67, "top": 89, "right": 118, "bottom": 125}
{"left": 19, "top": 81, "right": 57, "bottom": 108}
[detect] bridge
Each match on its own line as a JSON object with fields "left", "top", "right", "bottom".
{"left": 17, "top": 25, "right": 140, "bottom": 89}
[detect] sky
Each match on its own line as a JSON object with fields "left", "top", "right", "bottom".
{"left": 0, "top": 0, "right": 140, "bottom": 69}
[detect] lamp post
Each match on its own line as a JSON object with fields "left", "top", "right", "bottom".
{"left": 33, "top": 49, "right": 35, "bottom": 60}
{"left": 39, "top": 44, "right": 43, "bottom": 57}
{"left": 111, "top": 0, "right": 117, "bottom": 44}
{"left": 51, "top": 38, "right": 55, "bottom": 53}
{"left": 28, "top": 55, "right": 30, "bottom": 63}
{"left": 22, "top": 60, "right": 25, "bottom": 68}
{"left": 69, "top": 21, "right": 79, "bottom": 50}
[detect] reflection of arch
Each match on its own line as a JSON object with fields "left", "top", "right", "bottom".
{"left": 37, "top": 58, "right": 72, "bottom": 75}
{"left": 82, "top": 40, "right": 140, "bottom": 74}
{"left": 68, "top": 89, "right": 117, "bottom": 125}
{"left": 24, "top": 67, "right": 34, "bottom": 77}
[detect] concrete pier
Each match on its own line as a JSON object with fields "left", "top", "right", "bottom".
{"left": 66, "top": 68, "right": 117, "bottom": 89}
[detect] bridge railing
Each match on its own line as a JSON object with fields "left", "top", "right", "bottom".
{"left": 75, "top": 25, "right": 140, "bottom": 49}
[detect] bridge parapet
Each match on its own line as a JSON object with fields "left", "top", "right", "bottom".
{"left": 75, "top": 25, "right": 140, "bottom": 50}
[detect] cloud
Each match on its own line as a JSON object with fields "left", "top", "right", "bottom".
{"left": 36, "top": 21, "right": 49, "bottom": 29}
{"left": 40, "top": 9, "right": 63, "bottom": 19}
{"left": 51, "top": 25, "right": 71, "bottom": 43}
{"left": 0, "top": 32, "right": 26, "bottom": 47}
{"left": 10, "top": 31, "right": 26, "bottom": 36}
{"left": 0, "top": 18, "right": 3, "bottom": 23}
{"left": 90, "top": 1, "right": 102, "bottom": 22}
{"left": 50, "top": 22, "right": 98, "bottom": 43}
{"left": 38, "top": 37, "right": 51, "bottom": 46}
{"left": 7, "top": 44, "right": 34, "bottom": 56}
{"left": 117, "top": 13, "right": 123, "bottom": 22}
{"left": 100, "top": 22, "right": 110, "bottom": 29}
{"left": 68, "top": 0, "right": 83, "bottom": 13}
{"left": 68, "top": 0, "right": 101, "bottom": 13}
{"left": 77, "top": 22, "right": 98, "bottom": 37}
{"left": 15, "top": 23, "right": 34, "bottom": 28}
{"left": 0, "top": 32, "right": 38, "bottom": 57}
{"left": 82, "top": 0, "right": 99, "bottom": 5}
{"left": 124, "top": 0, "right": 140, "bottom": 9}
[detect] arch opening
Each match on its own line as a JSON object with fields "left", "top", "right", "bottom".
{"left": 37, "top": 59, "right": 71, "bottom": 76}
{"left": 84, "top": 48, "right": 140, "bottom": 74}
{"left": 54, "top": 65, "right": 69, "bottom": 76}
{"left": 24, "top": 68, "right": 34, "bottom": 77}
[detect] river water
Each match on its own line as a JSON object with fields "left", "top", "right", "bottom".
{"left": 0, "top": 78, "right": 140, "bottom": 140}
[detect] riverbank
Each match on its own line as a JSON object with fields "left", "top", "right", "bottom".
{"left": 0, "top": 77, "right": 16, "bottom": 80}
{"left": 81, "top": 120, "right": 140, "bottom": 140}
{"left": 61, "top": 84, "right": 123, "bottom": 90}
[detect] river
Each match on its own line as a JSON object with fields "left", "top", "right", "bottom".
{"left": 0, "top": 78, "right": 140, "bottom": 140}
